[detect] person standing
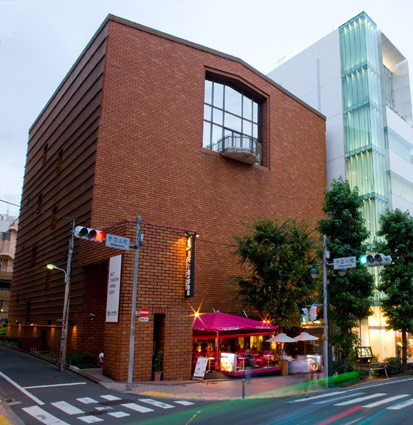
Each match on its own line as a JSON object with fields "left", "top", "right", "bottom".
{"left": 245, "top": 349, "right": 254, "bottom": 383}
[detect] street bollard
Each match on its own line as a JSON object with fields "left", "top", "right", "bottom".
{"left": 242, "top": 378, "right": 246, "bottom": 399}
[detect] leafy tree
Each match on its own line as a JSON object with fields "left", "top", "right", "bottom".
{"left": 232, "top": 217, "right": 317, "bottom": 329}
{"left": 377, "top": 209, "right": 413, "bottom": 372}
{"left": 318, "top": 179, "right": 374, "bottom": 360}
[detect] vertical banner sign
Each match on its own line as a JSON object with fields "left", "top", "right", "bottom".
{"left": 106, "top": 255, "right": 122, "bottom": 322}
{"left": 185, "top": 234, "right": 195, "bottom": 297}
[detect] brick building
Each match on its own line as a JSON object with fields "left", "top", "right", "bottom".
{"left": 8, "top": 15, "right": 326, "bottom": 381}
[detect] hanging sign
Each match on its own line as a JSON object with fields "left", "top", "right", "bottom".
{"left": 185, "top": 234, "right": 196, "bottom": 298}
{"left": 106, "top": 255, "right": 122, "bottom": 322}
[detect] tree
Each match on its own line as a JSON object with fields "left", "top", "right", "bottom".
{"left": 318, "top": 179, "right": 374, "bottom": 360}
{"left": 377, "top": 209, "right": 413, "bottom": 372}
{"left": 232, "top": 217, "right": 317, "bottom": 329}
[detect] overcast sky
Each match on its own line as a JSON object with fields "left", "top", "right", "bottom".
{"left": 1, "top": 0, "right": 413, "bottom": 216}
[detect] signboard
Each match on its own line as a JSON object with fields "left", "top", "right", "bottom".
{"left": 185, "top": 235, "right": 195, "bottom": 298}
{"left": 220, "top": 352, "right": 236, "bottom": 373}
{"left": 106, "top": 233, "right": 130, "bottom": 251}
{"left": 106, "top": 255, "right": 122, "bottom": 322}
{"left": 193, "top": 356, "right": 208, "bottom": 380}
{"left": 333, "top": 256, "right": 356, "bottom": 270}
{"left": 139, "top": 307, "right": 149, "bottom": 322}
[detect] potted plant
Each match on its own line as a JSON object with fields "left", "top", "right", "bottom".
{"left": 153, "top": 350, "right": 163, "bottom": 381}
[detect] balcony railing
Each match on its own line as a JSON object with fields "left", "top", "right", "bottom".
{"left": 213, "top": 134, "right": 262, "bottom": 165}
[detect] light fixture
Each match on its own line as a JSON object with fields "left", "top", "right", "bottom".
{"left": 310, "top": 265, "right": 319, "bottom": 279}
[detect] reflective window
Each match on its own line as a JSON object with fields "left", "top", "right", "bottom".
{"left": 203, "top": 78, "right": 261, "bottom": 163}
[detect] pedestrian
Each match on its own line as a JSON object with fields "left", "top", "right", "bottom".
{"left": 98, "top": 350, "right": 104, "bottom": 366}
{"left": 245, "top": 349, "right": 255, "bottom": 383}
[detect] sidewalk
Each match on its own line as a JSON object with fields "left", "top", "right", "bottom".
{"left": 76, "top": 367, "right": 325, "bottom": 401}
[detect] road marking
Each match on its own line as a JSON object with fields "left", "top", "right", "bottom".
{"left": 25, "top": 382, "right": 87, "bottom": 389}
{"left": 100, "top": 395, "right": 121, "bottom": 401}
{"left": 78, "top": 416, "right": 103, "bottom": 423}
{"left": 0, "top": 372, "right": 44, "bottom": 405}
{"left": 139, "top": 391, "right": 175, "bottom": 397}
{"left": 335, "top": 393, "right": 387, "bottom": 406}
{"left": 290, "top": 391, "right": 344, "bottom": 402}
{"left": 315, "top": 406, "right": 363, "bottom": 425}
{"left": 0, "top": 414, "right": 13, "bottom": 425}
{"left": 175, "top": 400, "right": 195, "bottom": 406}
{"left": 77, "top": 397, "right": 98, "bottom": 404}
{"left": 22, "top": 406, "right": 69, "bottom": 425}
{"left": 95, "top": 406, "right": 113, "bottom": 411}
{"left": 108, "top": 411, "right": 130, "bottom": 418}
{"left": 314, "top": 392, "right": 365, "bottom": 404}
{"left": 51, "top": 401, "right": 84, "bottom": 415}
{"left": 138, "top": 398, "right": 174, "bottom": 409}
{"left": 387, "top": 398, "right": 413, "bottom": 410}
{"left": 363, "top": 394, "right": 409, "bottom": 408}
{"left": 121, "top": 403, "right": 153, "bottom": 413}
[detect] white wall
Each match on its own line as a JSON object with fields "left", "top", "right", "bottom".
{"left": 267, "top": 29, "right": 345, "bottom": 185}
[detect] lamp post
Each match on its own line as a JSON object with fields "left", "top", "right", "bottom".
{"left": 47, "top": 263, "right": 70, "bottom": 371}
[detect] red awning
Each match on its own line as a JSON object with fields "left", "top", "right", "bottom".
{"left": 192, "top": 312, "right": 277, "bottom": 338}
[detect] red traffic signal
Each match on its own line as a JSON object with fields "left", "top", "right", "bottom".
{"left": 74, "top": 226, "right": 106, "bottom": 243}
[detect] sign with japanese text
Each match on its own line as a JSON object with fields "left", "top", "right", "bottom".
{"left": 333, "top": 256, "right": 356, "bottom": 270}
{"left": 106, "top": 233, "right": 130, "bottom": 251}
{"left": 106, "top": 255, "right": 122, "bottom": 322}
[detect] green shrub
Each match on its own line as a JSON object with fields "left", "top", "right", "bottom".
{"left": 152, "top": 350, "right": 163, "bottom": 372}
{"left": 357, "top": 368, "right": 370, "bottom": 380}
{"left": 385, "top": 357, "right": 402, "bottom": 375}
{"left": 333, "top": 362, "right": 355, "bottom": 375}
{"left": 67, "top": 352, "right": 97, "bottom": 369}
{"left": 0, "top": 327, "right": 6, "bottom": 336}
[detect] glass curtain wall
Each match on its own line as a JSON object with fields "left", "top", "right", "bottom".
{"left": 340, "top": 12, "right": 388, "bottom": 241}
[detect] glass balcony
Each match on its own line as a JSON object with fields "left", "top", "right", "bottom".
{"left": 214, "top": 134, "right": 262, "bottom": 165}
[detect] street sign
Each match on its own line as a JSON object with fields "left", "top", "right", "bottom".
{"left": 333, "top": 256, "right": 357, "bottom": 270}
{"left": 106, "top": 234, "right": 130, "bottom": 251}
{"left": 139, "top": 307, "right": 149, "bottom": 317}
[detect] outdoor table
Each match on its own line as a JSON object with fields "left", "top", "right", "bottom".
{"left": 207, "top": 357, "right": 215, "bottom": 372}
{"left": 264, "top": 354, "right": 272, "bottom": 367}
{"left": 238, "top": 356, "right": 247, "bottom": 371}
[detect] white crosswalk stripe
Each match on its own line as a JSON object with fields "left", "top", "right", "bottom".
{"left": 335, "top": 393, "right": 387, "bottom": 406}
{"left": 121, "top": 402, "right": 154, "bottom": 413}
{"left": 314, "top": 392, "right": 365, "bottom": 404}
{"left": 78, "top": 415, "right": 103, "bottom": 423}
{"left": 290, "top": 391, "right": 344, "bottom": 403}
{"left": 363, "top": 394, "right": 410, "bottom": 408}
{"left": 51, "top": 400, "right": 85, "bottom": 415}
{"left": 23, "top": 406, "right": 70, "bottom": 425}
{"left": 175, "top": 400, "right": 195, "bottom": 406}
{"left": 77, "top": 397, "right": 99, "bottom": 404}
{"left": 108, "top": 411, "right": 131, "bottom": 418}
{"left": 100, "top": 395, "right": 121, "bottom": 401}
{"left": 387, "top": 398, "right": 413, "bottom": 410}
{"left": 138, "top": 398, "right": 175, "bottom": 409}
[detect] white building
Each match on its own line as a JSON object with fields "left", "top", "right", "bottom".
{"left": 268, "top": 11, "right": 413, "bottom": 360}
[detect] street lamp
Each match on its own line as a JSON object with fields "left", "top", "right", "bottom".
{"left": 47, "top": 263, "right": 70, "bottom": 372}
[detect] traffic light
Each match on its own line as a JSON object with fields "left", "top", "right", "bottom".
{"left": 309, "top": 305, "right": 320, "bottom": 321}
{"left": 366, "top": 253, "right": 392, "bottom": 267}
{"left": 301, "top": 308, "right": 308, "bottom": 324}
{"left": 74, "top": 226, "right": 106, "bottom": 243}
{"left": 359, "top": 254, "right": 368, "bottom": 265}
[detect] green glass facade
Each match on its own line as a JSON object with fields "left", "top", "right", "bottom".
{"left": 340, "top": 12, "right": 388, "bottom": 240}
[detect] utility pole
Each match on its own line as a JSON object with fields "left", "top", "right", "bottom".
{"left": 58, "top": 219, "right": 75, "bottom": 371}
{"left": 127, "top": 215, "right": 142, "bottom": 391}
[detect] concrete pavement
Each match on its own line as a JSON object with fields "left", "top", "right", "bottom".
{"left": 76, "top": 367, "right": 324, "bottom": 401}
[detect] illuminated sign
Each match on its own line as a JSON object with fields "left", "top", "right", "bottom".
{"left": 185, "top": 234, "right": 195, "bottom": 297}
{"left": 220, "top": 352, "right": 236, "bottom": 373}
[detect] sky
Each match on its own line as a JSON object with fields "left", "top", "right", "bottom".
{"left": 1, "top": 0, "right": 413, "bottom": 217}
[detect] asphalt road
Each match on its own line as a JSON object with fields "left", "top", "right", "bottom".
{"left": 0, "top": 346, "right": 204, "bottom": 425}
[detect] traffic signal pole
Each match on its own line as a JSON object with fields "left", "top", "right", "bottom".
{"left": 127, "top": 215, "right": 142, "bottom": 391}
{"left": 322, "top": 234, "right": 329, "bottom": 389}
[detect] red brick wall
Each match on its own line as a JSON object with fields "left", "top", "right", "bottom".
{"left": 9, "top": 16, "right": 326, "bottom": 381}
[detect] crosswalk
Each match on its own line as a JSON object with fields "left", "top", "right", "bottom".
{"left": 22, "top": 394, "right": 195, "bottom": 424}
{"left": 291, "top": 390, "right": 413, "bottom": 411}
